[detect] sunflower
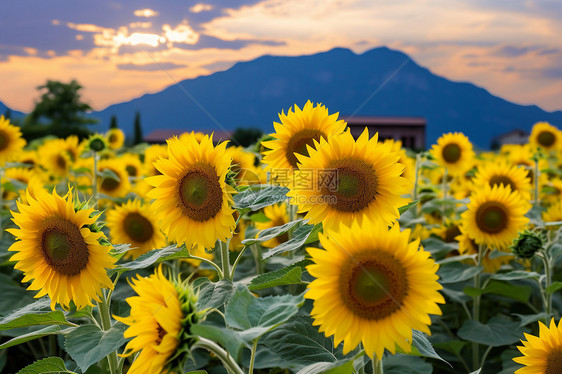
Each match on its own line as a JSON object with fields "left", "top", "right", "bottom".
{"left": 514, "top": 318, "right": 562, "bottom": 373}
{"left": 287, "top": 129, "right": 410, "bottom": 231}
{"left": 461, "top": 184, "right": 530, "bottom": 250}
{"left": 115, "top": 267, "right": 184, "bottom": 374}
{"left": 62, "top": 135, "right": 86, "bottom": 162}
{"left": 382, "top": 138, "right": 416, "bottom": 184}
{"left": 144, "top": 144, "right": 168, "bottom": 177}
{"left": 542, "top": 179, "right": 562, "bottom": 205}
{"left": 543, "top": 201, "right": 562, "bottom": 225}
{"left": 472, "top": 161, "right": 532, "bottom": 200}
{"left": 147, "top": 134, "right": 236, "bottom": 249}
{"left": 17, "top": 150, "right": 39, "bottom": 168}
{"left": 226, "top": 146, "right": 257, "bottom": 185}
{"left": 457, "top": 232, "right": 509, "bottom": 273}
{"left": 119, "top": 153, "right": 143, "bottom": 180}
{"left": 529, "top": 122, "right": 561, "bottom": 152}
{"left": 255, "top": 203, "right": 290, "bottom": 248}
{"left": 97, "top": 159, "right": 131, "bottom": 198}
{"left": 106, "top": 128, "right": 125, "bottom": 150}
{"left": 430, "top": 132, "right": 475, "bottom": 176}
{"left": 306, "top": 218, "right": 444, "bottom": 359}
{"left": 7, "top": 188, "right": 115, "bottom": 310}
{"left": 0, "top": 115, "right": 26, "bottom": 166}
{"left": 106, "top": 200, "right": 166, "bottom": 259}
{"left": 262, "top": 101, "right": 346, "bottom": 184}
{"left": 38, "top": 139, "right": 71, "bottom": 179}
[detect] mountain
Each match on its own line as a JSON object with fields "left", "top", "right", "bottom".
{"left": 92, "top": 47, "right": 562, "bottom": 148}
{"left": 0, "top": 100, "right": 24, "bottom": 120}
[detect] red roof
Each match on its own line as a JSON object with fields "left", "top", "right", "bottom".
{"left": 342, "top": 116, "right": 426, "bottom": 127}
{"left": 144, "top": 129, "right": 233, "bottom": 143}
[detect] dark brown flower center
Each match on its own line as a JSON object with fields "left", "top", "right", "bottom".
{"left": 56, "top": 155, "right": 67, "bottom": 170}
{"left": 546, "top": 350, "right": 562, "bottom": 374}
{"left": 125, "top": 165, "right": 138, "bottom": 177}
{"left": 442, "top": 143, "right": 461, "bottom": 163}
{"left": 155, "top": 323, "right": 166, "bottom": 345}
{"left": 40, "top": 217, "right": 89, "bottom": 276}
{"left": 339, "top": 251, "right": 408, "bottom": 320}
{"left": 322, "top": 158, "right": 378, "bottom": 213}
{"left": 0, "top": 130, "right": 9, "bottom": 151}
{"left": 285, "top": 129, "right": 325, "bottom": 168}
{"left": 178, "top": 163, "right": 223, "bottom": 222}
{"left": 475, "top": 201, "right": 508, "bottom": 234}
{"left": 100, "top": 168, "right": 121, "bottom": 192}
{"left": 488, "top": 175, "right": 516, "bottom": 192}
{"left": 123, "top": 212, "right": 154, "bottom": 243}
{"left": 109, "top": 134, "right": 117, "bottom": 143}
{"left": 538, "top": 131, "right": 555, "bottom": 147}
{"left": 444, "top": 225, "right": 461, "bottom": 242}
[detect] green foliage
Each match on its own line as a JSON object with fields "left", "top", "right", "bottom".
{"left": 133, "top": 111, "right": 143, "bottom": 145}
{"left": 16, "top": 357, "right": 75, "bottom": 374}
{"left": 457, "top": 317, "right": 526, "bottom": 346}
{"left": 109, "top": 115, "right": 118, "bottom": 129}
{"left": 231, "top": 127, "right": 263, "bottom": 148}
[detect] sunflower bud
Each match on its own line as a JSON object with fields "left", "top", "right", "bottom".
{"left": 511, "top": 230, "right": 544, "bottom": 259}
{"left": 87, "top": 134, "right": 108, "bottom": 152}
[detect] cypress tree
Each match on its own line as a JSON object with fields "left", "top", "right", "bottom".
{"left": 109, "top": 115, "right": 118, "bottom": 129}
{"left": 133, "top": 111, "right": 143, "bottom": 145}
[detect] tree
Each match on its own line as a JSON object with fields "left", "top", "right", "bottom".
{"left": 109, "top": 115, "right": 118, "bottom": 129}
{"left": 23, "top": 80, "right": 98, "bottom": 140}
{"left": 133, "top": 111, "right": 143, "bottom": 145}
{"left": 231, "top": 127, "right": 263, "bottom": 148}
{"left": 3, "top": 108, "right": 11, "bottom": 120}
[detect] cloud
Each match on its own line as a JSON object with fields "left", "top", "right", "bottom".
{"left": 133, "top": 9, "right": 159, "bottom": 18}
{"left": 190, "top": 4, "right": 214, "bottom": 13}
{"left": 117, "top": 62, "right": 186, "bottom": 71}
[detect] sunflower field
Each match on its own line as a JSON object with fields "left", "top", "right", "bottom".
{"left": 0, "top": 103, "right": 561, "bottom": 374}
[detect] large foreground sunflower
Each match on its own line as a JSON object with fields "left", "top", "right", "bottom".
{"left": 0, "top": 115, "right": 26, "bottom": 166}
{"left": 7, "top": 188, "right": 115, "bottom": 309}
{"left": 115, "top": 266, "right": 204, "bottom": 374}
{"left": 147, "top": 134, "right": 236, "bottom": 249}
{"left": 461, "top": 184, "right": 530, "bottom": 250}
{"left": 306, "top": 218, "right": 444, "bottom": 359}
{"left": 287, "top": 129, "right": 410, "bottom": 231}
{"left": 513, "top": 318, "right": 562, "bottom": 373}
{"left": 529, "top": 122, "right": 561, "bottom": 152}
{"left": 262, "top": 101, "right": 345, "bottom": 184}
{"left": 430, "top": 132, "right": 475, "bottom": 176}
{"left": 106, "top": 200, "right": 166, "bottom": 259}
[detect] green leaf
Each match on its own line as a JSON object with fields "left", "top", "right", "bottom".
{"left": 185, "top": 371, "right": 208, "bottom": 374}
{"left": 411, "top": 330, "right": 449, "bottom": 364}
{"left": 242, "top": 219, "right": 304, "bottom": 246}
{"left": 196, "top": 279, "right": 234, "bottom": 310}
{"left": 15, "top": 357, "right": 76, "bottom": 374}
{"left": 432, "top": 340, "right": 468, "bottom": 356}
{"left": 437, "top": 262, "right": 483, "bottom": 284}
{"left": 297, "top": 360, "right": 354, "bottom": 374}
{"left": 457, "top": 316, "right": 525, "bottom": 346}
{"left": 234, "top": 185, "right": 289, "bottom": 211}
{"left": 0, "top": 299, "right": 75, "bottom": 330}
{"left": 437, "top": 254, "right": 476, "bottom": 265}
{"left": 0, "top": 325, "right": 72, "bottom": 349}
{"left": 421, "top": 237, "right": 459, "bottom": 258}
{"left": 492, "top": 270, "right": 541, "bottom": 281}
{"left": 303, "top": 223, "right": 323, "bottom": 245}
{"left": 382, "top": 354, "right": 433, "bottom": 374}
{"left": 225, "top": 284, "right": 304, "bottom": 341}
{"left": 191, "top": 323, "right": 245, "bottom": 360}
{"left": 546, "top": 281, "right": 562, "bottom": 294}
{"left": 249, "top": 260, "right": 310, "bottom": 291}
{"left": 64, "top": 323, "right": 128, "bottom": 372}
{"left": 514, "top": 313, "right": 547, "bottom": 327}
{"left": 398, "top": 200, "right": 420, "bottom": 215}
{"left": 96, "top": 168, "right": 120, "bottom": 181}
{"left": 249, "top": 212, "right": 269, "bottom": 223}
{"left": 463, "top": 280, "right": 532, "bottom": 303}
{"left": 263, "top": 223, "right": 315, "bottom": 259}
{"left": 111, "top": 245, "right": 183, "bottom": 274}
{"left": 262, "top": 316, "right": 348, "bottom": 368}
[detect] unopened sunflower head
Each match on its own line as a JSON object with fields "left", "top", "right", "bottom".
{"left": 115, "top": 266, "right": 206, "bottom": 374}
{"left": 87, "top": 134, "right": 108, "bottom": 153}
{"left": 511, "top": 230, "right": 545, "bottom": 259}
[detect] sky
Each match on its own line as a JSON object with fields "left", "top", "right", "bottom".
{"left": 1, "top": 0, "right": 561, "bottom": 113}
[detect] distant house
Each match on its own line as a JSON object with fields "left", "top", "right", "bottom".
{"left": 144, "top": 129, "right": 233, "bottom": 144}
{"left": 342, "top": 116, "right": 426, "bottom": 149}
{"left": 490, "top": 129, "right": 528, "bottom": 149}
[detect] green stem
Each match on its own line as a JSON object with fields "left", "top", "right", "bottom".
{"left": 92, "top": 151, "right": 98, "bottom": 209}
{"left": 472, "top": 245, "right": 486, "bottom": 371}
{"left": 441, "top": 167, "right": 448, "bottom": 224}
{"left": 413, "top": 153, "right": 421, "bottom": 217}
{"left": 542, "top": 253, "right": 553, "bottom": 319}
{"left": 220, "top": 241, "right": 232, "bottom": 281}
{"left": 372, "top": 354, "right": 383, "bottom": 374}
{"left": 249, "top": 339, "right": 259, "bottom": 374}
{"left": 192, "top": 337, "right": 244, "bottom": 374}
{"left": 534, "top": 157, "right": 540, "bottom": 208}
{"left": 250, "top": 244, "right": 263, "bottom": 275}
{"left": 187, "top": 247, "right": 223, "bottom": 277}
{"left": 97, "top": 290, "right": 118, "bottom": 374}
{"left": 0, "top": 167, "right": 4, "bottom": 240}
{"left": 480, "top": 345, "right": 493, "bottom": 370}
{"left": 230, "top": 245, "right": 248, "bottom": 279}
